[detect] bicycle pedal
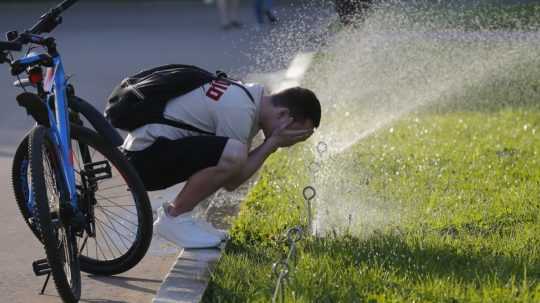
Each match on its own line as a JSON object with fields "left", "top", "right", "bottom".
{"left": 32, "top": 258, "right": 51, "bottom": 276}
{"left": 83, "top": 160, "right": 112, "bottom": 182}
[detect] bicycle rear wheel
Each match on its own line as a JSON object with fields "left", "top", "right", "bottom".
{"left": 29, "top": 125, "right": 81, "bottom": 303}
{"left": 72, "top": 126, "right": 152, "bottom": 275}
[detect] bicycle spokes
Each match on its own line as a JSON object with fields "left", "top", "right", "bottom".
{"left": 72, "top": 140, "right": 140, "bottom": 263}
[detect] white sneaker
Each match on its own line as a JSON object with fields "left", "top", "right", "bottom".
{"left": 154, "top": 205, "right": 221, "bottom": 249}
{"left": 192, "top": 217, "right": 228, "bottom": 241}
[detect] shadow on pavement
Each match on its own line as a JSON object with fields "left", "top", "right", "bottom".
{"left": 86, "top": 275, "right": 162, "bottom": 294}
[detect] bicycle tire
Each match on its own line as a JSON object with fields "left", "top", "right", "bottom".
{"left": 13, "top": 125, "right": 153, "bottom": 276}
{"left": 72, "top": 125, "right": 153, "bottom": 275}
{"left": 11, "top": 131, "right": 42, "bottom": 241}
{"left": 29, "top": 125, "right": 81, "bottom": 302}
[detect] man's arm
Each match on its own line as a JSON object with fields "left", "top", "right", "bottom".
{"left": 223, "top": 138, "right": 277, "bottom": 191}
{"left": 224, "top": 120, "right": 313, "bottom": 191}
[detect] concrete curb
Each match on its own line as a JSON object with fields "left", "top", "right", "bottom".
{"left": 151, "top": 51, "right": 315, "bottom": 303}
{"left": 152, "top": 247, "right": 223, "bottom": 303}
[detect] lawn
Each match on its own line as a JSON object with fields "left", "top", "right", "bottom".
{"left": 203, "top": 57, "right": 540, "bottom": 303}
{"left": 202, "top": 3, "right": 540, "bottom": 303}
{"left": 400, "top": 2, "right": 540, "bottom": 31}
{"left": 204, "top": 104, "right": 540, "bottom": 302}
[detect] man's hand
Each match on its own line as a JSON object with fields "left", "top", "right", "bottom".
{"left": 268, "top": 118, "right": 314, "bottom": 149}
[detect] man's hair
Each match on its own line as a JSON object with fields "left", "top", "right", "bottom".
{"left": 270, "top": 87, "right": 321, "bottom": 128}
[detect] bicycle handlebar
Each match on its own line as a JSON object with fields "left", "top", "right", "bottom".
{"left": 1, "top": 0, "right": 78, "bottom": 64}
{"left": 29, "top": 0, "right": 79, "bottom": 34}
{"left": 57, "top": 0, "right": 79, "bottom": 12}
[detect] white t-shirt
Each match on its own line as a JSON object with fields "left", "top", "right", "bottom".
{"left": 122, "top": 81, "right": 264, "bottom": 151}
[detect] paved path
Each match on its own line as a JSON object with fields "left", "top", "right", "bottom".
{"left": 0, "top": 156, "right": 176, "bottom": 303}
{"left": 0, "top": 0, "right": 326, "bottom": 147}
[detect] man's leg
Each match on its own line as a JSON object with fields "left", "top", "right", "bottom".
{"left": 217, "top": 0, "right": 230, "bottom": 26}
{"left": 229, "top": 0, "right": 240, "bottom": 23}
{"left": 263, "top": 0, "right": 277, "bottom": 23}
{"left": 254, "top": 0, "right": 264, "bottom": 24}
{"left": 168, "top": 139, "right": 247, "bottom": 217}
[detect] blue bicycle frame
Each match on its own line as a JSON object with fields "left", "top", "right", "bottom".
{"left": 23, "top": 52, "right": 78, "bottom": 211}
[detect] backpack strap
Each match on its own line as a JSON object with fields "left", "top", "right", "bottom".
{"left": 156, "top": 117, "right": 216, "bottom": 136}
{"left": 134, "top": 64, "right": 214, "bottom": 79}
{"left": 231, "top": 81, "right": 255, "bottom": 103}
{"left": 147, "top": 68, "right": 255, "bottom": 136}
{"left": 215, "top": 71, "right": 255, "bottom": 104}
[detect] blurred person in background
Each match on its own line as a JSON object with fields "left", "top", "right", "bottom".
{"left": 255, "top": 0, "right": 277, "bottom": 25}
{"left": 335, "top": 0, "right": 373, "bottom": 25}
{"left": 217, "top": 0, "right": 242, "bottom": 30}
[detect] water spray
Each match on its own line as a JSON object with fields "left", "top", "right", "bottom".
{"left": 271, "top": 141, "right": 331, "bottom": 300}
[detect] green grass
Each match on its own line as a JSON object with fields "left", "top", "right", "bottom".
{"left": 365, "top": 1, "right": 540, "bottom": 31}
{"left": 401, "top": 3, "right": 540, "bottom": 31}
{"left": 202, "top": 4, "right": 540, "bottom": 302}
{"left": 204, "top": 107, "right": 540, "bottom": 302}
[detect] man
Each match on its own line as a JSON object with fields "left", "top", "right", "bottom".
{"left": 123, "top": 81, "right": 321, "bottom": 248}
{"left": 254, "top": 0, "right": 278, "bottom": 25}
{"left": 335, "top": 0, "right": 373, "bottom": 25}
{"left": 217, "top": 0, "right": 242, "bottom": 30}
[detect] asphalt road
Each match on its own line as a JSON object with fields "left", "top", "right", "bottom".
{"left": 0, "top": 0, "right": 327, "bottom": 148}
{"left": 0, "top": 1, "right": 329, "bottom": 302}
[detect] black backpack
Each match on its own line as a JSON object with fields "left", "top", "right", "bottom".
{"left": 105, "top": 64, "right": 254, "bottom": 134}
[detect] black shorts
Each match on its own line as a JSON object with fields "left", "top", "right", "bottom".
{"left": 124, "top": 136, "right": 229, "bottom": 191}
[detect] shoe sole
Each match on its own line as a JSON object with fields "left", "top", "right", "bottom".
{"left": 154, "top": 222, "right": 221, "bottom": 249}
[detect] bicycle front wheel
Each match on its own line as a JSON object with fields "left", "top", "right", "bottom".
{"left": 12, "top": 125, "right": 153, "bottom": 276}
{"left": 11, "top": 132, "right": 42, "bottom": 241}
{"left": 29, "top": 125, "right": 81, "bottom": 303}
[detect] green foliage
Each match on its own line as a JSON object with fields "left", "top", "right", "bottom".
{"left": 359, "top": 110, "right": 540, "bottom": 233}
{"left": 203, "top": 3, "right": 540, "bottom": 301}
{"left": 204, "top": 108, "right": 540, "bottom": 302}
{"left": 228, "top": 146, "right": 312, "bottom": 248}
{"left": 204, "top": 146, "right": 312, "bottom": 302}
{"left": 382, "top": 3, "right": 540, "bottom": 31}
{"left": 453, "top": 4, "right": 540, "bottom": 30}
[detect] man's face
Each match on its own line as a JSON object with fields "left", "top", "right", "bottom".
{"left": 287, "top": 118, "right": 314, "bottom": 131}
{"left": 264, "top": 106, "right": 314, "bottom": 137}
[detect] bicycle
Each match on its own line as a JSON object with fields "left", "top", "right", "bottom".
{"left": 1, "top": 1, "right": 153, "bottom": 302}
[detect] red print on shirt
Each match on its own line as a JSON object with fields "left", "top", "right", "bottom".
{"left": 206, "top": 80, "right": 231, "bottom": 101}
